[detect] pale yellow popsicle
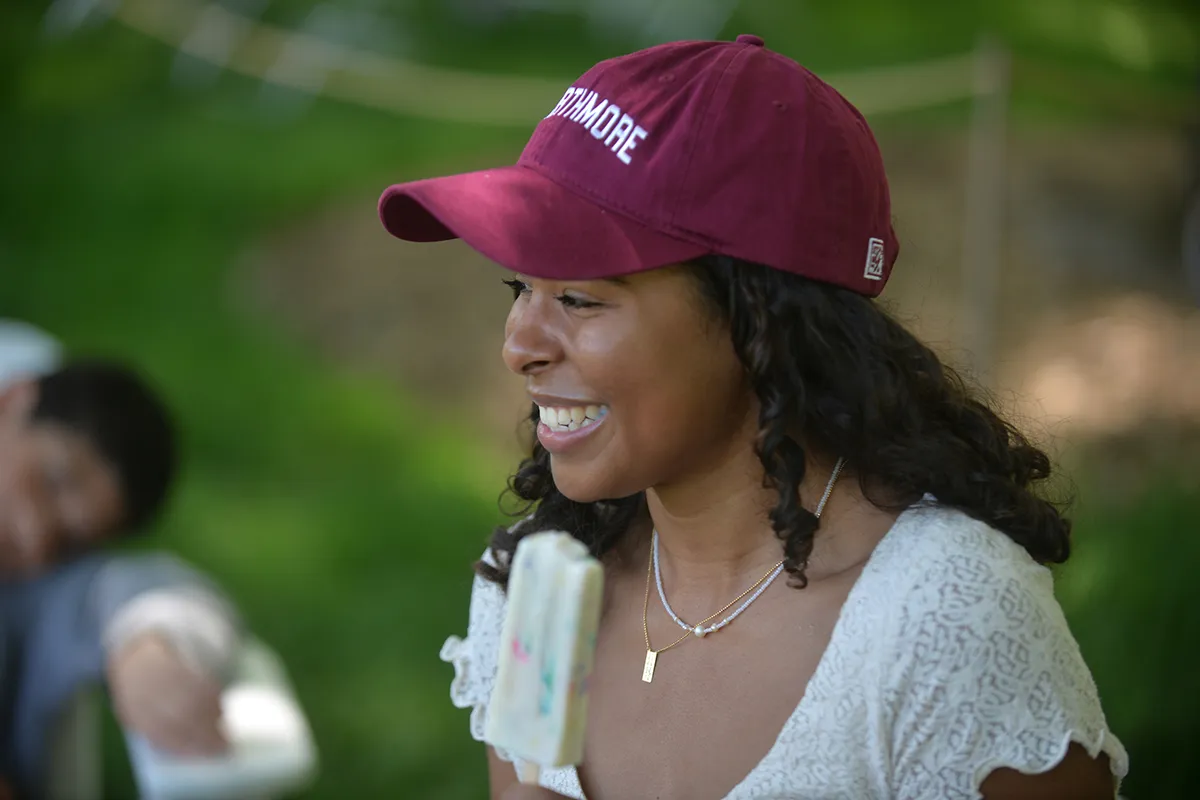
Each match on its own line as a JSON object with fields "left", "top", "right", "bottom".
{"left": 485, "top": 531, "right": 604, "bottom": 782}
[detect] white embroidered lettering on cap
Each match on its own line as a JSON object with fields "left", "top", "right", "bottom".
{"left": 545, "top": 86, "right": 649, "bottom": 165}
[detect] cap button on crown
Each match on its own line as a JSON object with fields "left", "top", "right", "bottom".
{"left": 735, "top": 34, "right": 765, "bottom": 47}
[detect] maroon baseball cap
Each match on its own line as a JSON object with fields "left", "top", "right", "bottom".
{"left": 379, "top": 34, "right": 898, "bottom": 296}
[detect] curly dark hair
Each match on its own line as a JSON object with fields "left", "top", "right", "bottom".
{"left": 477, "top": 254, "right": 1071, "bottom": 589}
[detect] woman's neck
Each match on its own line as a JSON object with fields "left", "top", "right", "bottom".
{"left": 642, "top": 450, "right": 895, "bottom": 603}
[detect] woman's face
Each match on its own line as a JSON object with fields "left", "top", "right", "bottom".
{"left": 502, "top": 266, "right": 754, "bottom": 503}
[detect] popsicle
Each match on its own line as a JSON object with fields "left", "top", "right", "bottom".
{"left": 485, "top": 531, "right": 604, "bottom": 784}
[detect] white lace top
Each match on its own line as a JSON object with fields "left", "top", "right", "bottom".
{"left": 440, "top": 499, "right": 1129, "bottom": 799}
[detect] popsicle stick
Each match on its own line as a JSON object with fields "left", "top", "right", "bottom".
{"left": 517, "top": 761, "right": 540, "bottom": 785}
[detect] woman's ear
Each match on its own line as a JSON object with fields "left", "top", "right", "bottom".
{"left": 0, "top": 380, "right": 39, "bottom": 427}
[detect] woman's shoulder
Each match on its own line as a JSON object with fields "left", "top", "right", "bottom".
{"left": 862, "top": 499, "right": 1131, "bottom": 793}
{"left": 439, "top": 547, "right": 509, "bottom": 752}
{"left": 890, "top": 495, "right": 1044, "bottom": 559}
{"left": 833, "top": 497, "right": 1087, "bottom": 712}
{"left": 859, "top": 498, "right": 1065, "bottom": 654}
{"left": 825, "top": 499, "right": 1060, "bottom": 678}
{"left": 441, "top": 545, "right": 508, "bottom": 669}
{"left": 870, "top": 497, "right": 1055, "bottom": 601}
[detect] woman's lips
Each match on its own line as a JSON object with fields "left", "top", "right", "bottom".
{"left": 535, "top": 403, "right": 608, "bottom": 453}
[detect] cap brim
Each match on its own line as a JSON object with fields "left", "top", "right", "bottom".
{"left": 378, "top": 164, "right": 708, "bottom": 280}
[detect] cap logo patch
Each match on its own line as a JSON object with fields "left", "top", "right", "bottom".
{"left": 544, "top": 86, "right": 649, "bottom": 165}
{"left": 864, "top": 237, "right": 885, "bottom": 280}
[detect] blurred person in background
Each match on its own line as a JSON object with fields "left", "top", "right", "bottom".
{"left": 380, "top": 34, "right": 1128, "bottom": 800}
{"left": 0, "top": 320, "right": 241, "bottom": 799}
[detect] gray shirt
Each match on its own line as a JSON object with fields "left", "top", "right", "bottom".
{"left": 0, "top": 551, "right": 242, "bottom": 796}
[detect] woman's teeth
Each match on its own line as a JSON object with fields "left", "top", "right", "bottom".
{"left": 538, "top": 404, "right": 607, "bottom": 432}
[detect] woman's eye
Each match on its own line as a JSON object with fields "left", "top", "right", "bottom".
{"left": 502, "top": 278, "right": 529, "bottom": 301}
{"left": 555, "top": 293, "right": 600, "bottom": 309}
{"left": 503, "top": 278, "right": 600, "bottom": 310}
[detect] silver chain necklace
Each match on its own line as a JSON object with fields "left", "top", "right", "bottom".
{"left": 653, "top": 457, "right": 846, "bottom": 638}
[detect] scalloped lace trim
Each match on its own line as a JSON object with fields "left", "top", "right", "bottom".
{"left": 968, "top": 727, "right": 1129, "bottom": 798}
{"left": 440, "top": 633, "right": 515, "bottom": 763}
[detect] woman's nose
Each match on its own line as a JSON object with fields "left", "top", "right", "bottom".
{"left": 502, "top": 301, "right": 564, "bottom": 376}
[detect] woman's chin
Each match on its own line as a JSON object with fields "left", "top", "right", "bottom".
{"left": 551, "top": 481, "right": 611, "bottom": 505}
{"left": 549, "top": 464, "right": 640, "bottom": 505}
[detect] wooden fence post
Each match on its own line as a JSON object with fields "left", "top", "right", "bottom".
{"left": 961, "top": 34, "right": 1010, "bottom": 386}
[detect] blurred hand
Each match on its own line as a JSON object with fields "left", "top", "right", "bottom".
{"left": 107, "top": 633, "right": 229, "bottom": 757}
{"left": 501, "top": 784, "right": 576, "bottom": 800}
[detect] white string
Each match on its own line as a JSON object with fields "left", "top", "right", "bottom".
{"left": 654, "top": 457, "right": 846, "bottom": 637}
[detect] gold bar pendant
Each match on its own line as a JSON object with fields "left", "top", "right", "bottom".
{"left": 642, "top": 649, "right": 658, "bottom": 683}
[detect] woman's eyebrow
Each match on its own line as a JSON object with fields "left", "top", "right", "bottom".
{"left": 514, "top": 274, "right": 628, "bottom": 286}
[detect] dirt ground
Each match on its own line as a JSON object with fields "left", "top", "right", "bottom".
{"left": 235, "top": 123, "right": 1200, "bottom": 485}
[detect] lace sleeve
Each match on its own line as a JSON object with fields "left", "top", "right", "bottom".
{"left": 439, "top": 554, "right": 512, "bottom": 761}
{"left": 887, "top": 525, "right": 1130, "bottom": 799}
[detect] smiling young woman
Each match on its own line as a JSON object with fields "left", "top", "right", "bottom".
{"left": 378, "top": 34, "right": 1128, "bottom": 800}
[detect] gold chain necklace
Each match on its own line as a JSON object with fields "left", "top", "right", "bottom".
{"left": 641, "top": 552, "right": 783, "bottom": 683}
{"left": 640, "top": 457, "right": 846, "bottom": 684}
